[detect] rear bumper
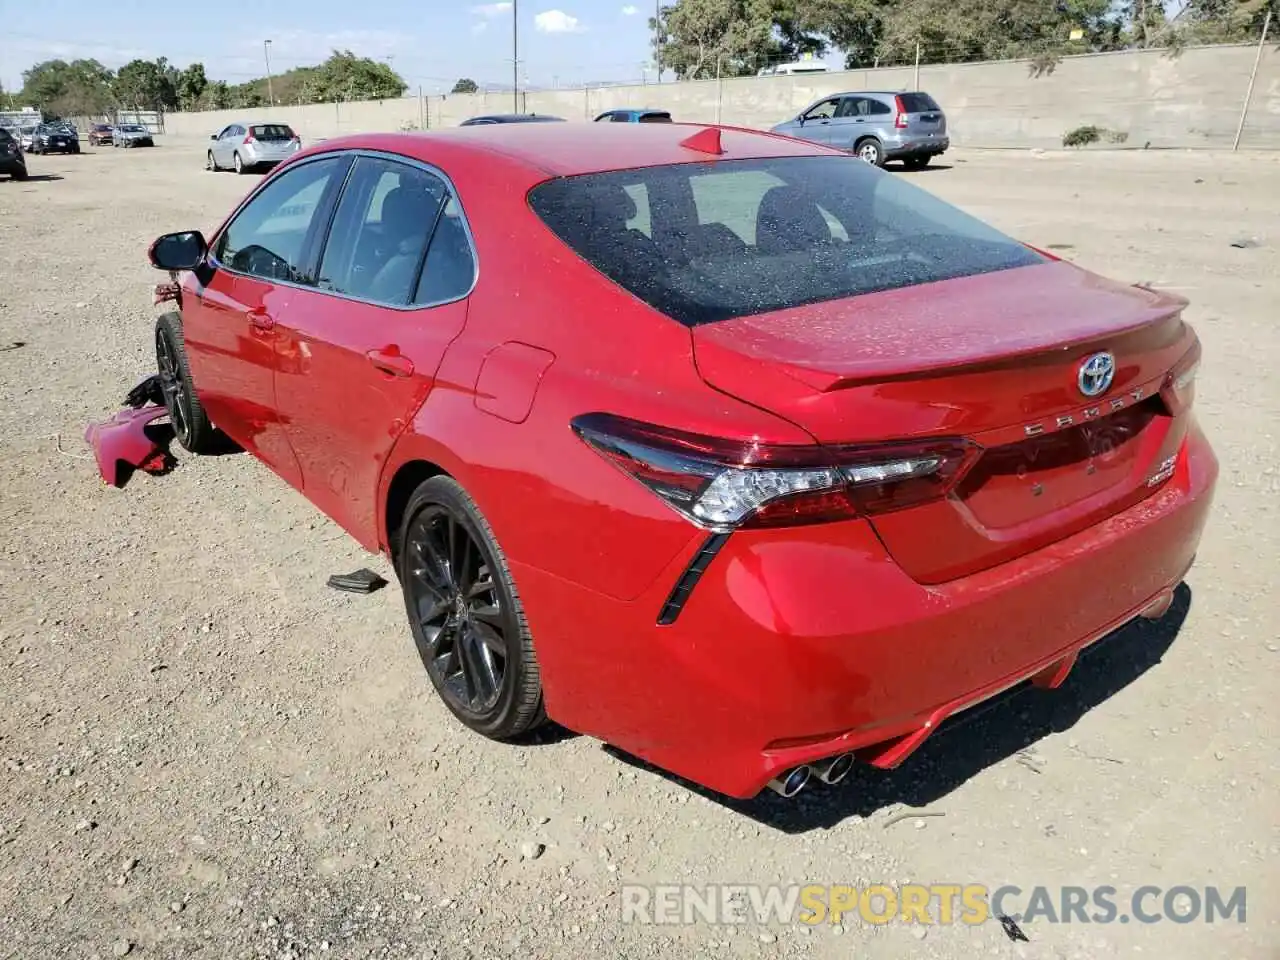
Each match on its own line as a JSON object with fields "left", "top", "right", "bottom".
{"left": 886, "top": 136, "right": 950, "bottom": 158}
{"left": 515, "top": 420, "right": 1217, "bottom": 798}
{"left": 242, "top": 146, "right": 296, "bottom": 166}
{"left": 0, "top": 158, "right": 25, "bottom": 175}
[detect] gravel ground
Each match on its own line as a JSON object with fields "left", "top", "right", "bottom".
{"left": 0, "top": 142, "right": 1276, "bottom": 960}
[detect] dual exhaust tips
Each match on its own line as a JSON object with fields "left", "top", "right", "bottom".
{"left": 766, "top": 753, "right": 855, "bottom": 798}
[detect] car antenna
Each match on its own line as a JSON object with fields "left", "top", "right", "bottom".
{"left": 678, "top": 126, "right": 725, "bottom": 156}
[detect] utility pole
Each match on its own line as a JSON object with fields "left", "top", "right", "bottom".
{"left": 512, "top": 0, "right": 520, "bottom": 113}
{"left": 654, "top": 0, "right": 662, "bottom": 82}
{"left": 1234, "top": 9, "right": 1272, "bottom": 151}
{"left": 263, "top": 40, "right": 275, "bottom": 107}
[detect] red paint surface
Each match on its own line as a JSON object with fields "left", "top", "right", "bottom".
{"left": 84, "top": 405, "right": 171, "bottom": 488}
{"left": 162, "top": 124, "right": 1218, "bottom": 797}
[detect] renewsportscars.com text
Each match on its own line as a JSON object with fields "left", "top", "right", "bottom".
{"left": 621, "top": 883, "right": 1247, "bottom": 927}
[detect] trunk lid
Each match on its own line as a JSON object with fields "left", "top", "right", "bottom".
{"left": 692, "top": 260, "right": 1196, "bottom": 583}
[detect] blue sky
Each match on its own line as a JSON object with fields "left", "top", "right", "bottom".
{"left": 1, "top": 0, "right": 677, "bottom": 95}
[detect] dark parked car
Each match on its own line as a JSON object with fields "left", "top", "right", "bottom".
{"left": 459, "top": 113, "right": 565, "bottom": 126}
{"left": 29, "top": 123, "right": 80, "bottom": 154}
{"left": 113, "top": 124, "right": 155, "bottom": 148}
{"left": 87, "top": 123, "right": 114, "bottom": 146}
{"left": 593, "top": 108, "right": 672, "bottom": 123}
{"left": 771, "top": 90, "right": 949, "bottom": 168}
{"left": 0, "top": 127, "right": 28, "bottom": 180}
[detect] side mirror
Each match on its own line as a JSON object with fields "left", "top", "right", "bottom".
{"left": 796, "top": 115, "right": 806, "bottom": 126}
{"left": 210, "top": 133, "right": 219, "bottom": 140}
{"left": 149, "top": 231, "right": 207, "bottom": 271}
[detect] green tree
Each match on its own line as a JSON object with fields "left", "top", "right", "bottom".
{"left": 19, "top": 58, "right": 116, "bottom": 115}
{"left": 451, "top": 77, "right": 479, "bottom": 93}
{"left": 298, "top": 50, "right": 407, "bottom": 102}
{"left": 203, "top": 80, "right": 231, "bottom": 109}
{"left": 177, "top": 63, "right": 209, "bottom": 110}
{"left": 1178, "top": 0, "right": 1277, "bottom": 41}
{"left": 113, "top": 58, "right": 178, "bottom": 111}
{"left": 654, "top": 0, "right": 797, "bottom": 78}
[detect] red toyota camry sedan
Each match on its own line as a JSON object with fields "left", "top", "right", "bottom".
{"left": 146, "top": 123, "right": 1217, "bottom": 800}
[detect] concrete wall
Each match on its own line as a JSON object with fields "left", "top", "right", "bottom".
{"left": 164, "top": 43, "right": 1280, "bottom": 150}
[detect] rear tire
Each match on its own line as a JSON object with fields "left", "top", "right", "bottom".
{"left": 397, "top": 476, "right": 546, "bottom": 741}
{"left": 855, "top": 138, "right": 886, "bottom": 167}
{"left": 11, "top": 165, "right": 28, "bottom": 181}
{"left": 155, "top": 311, "right": 215, "bottom": 454}
{"left": 233, "top": 152, "right": 245, "bottom": 174}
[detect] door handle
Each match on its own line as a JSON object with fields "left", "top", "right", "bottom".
{"left": 366, "top": 348, "right": 415, "bottom": 378}
{"left": 246, "top": 306, "right": 274, "bottom": 332}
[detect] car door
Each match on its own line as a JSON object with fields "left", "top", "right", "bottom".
{"left": 796, "top": 96, "right": 841, "bottom": 145}
{"left": 831, "top": 95, "right": 871, "bottom": 150}
{"left": 182, "top": 153, "right": 352, "bottom": 486}
{"left": 210, "top": 125, "right": 230, "bottom": 163}
{"left": 215, "top": 125, "right": 238, "bottom": 167}
{"left": 272, "top": 153, "right": 476, "bottom": 547}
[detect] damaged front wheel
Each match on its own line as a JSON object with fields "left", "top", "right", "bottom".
{"left": 155, "top": 312, "right": 214, "bottom": 453}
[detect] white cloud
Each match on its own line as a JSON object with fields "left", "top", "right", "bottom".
{"left": 534, "top": 9, "right": 584, "bottom": 33}
{"left": 471, "top": 2, "right": 513, "bottom": 17}
{"left": 621, "top": 4, "right": 638, "bottom": 14}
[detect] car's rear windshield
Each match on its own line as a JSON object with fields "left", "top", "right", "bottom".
{"left": 527, "top": 155, "right": 1042, "bottom": 327}
{"left": 119, "top": 125, "right": 145, "bottom": 132}
{"left": 897, "top": 93, "right": 940, "bottom": 113}
{"left": 251, "top": 124, "right": 295, "bottom": 140}
{"left": 0, "top": 129, "right": 13, "bottom": 143}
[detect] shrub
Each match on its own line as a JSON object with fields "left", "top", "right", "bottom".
{"left": 1062, "top": 125, "right": 1103, "bottom": 147}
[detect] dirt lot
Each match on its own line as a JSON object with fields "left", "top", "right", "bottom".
{"left": 0, "top": 142, "right": 1276, "bottom": 960}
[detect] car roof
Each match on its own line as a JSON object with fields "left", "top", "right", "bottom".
{"left": 464, "top": 114, "right": 565, "bottom": 123}
{"left": 303, "top": 122, "right": 832, "bottom": 178}
{"left": 824, "top": 90, "right": 936, "bottom": 98}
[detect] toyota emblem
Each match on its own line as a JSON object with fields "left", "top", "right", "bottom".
{"left": 1077, "top": 352, "right": 1116, "bottom": 398}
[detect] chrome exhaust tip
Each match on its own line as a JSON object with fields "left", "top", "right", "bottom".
{"left": 813, "top": 753, "right": 855, "bottom": 785}
{"left": 766, "top": 765, "right": 812, "bottom": 798}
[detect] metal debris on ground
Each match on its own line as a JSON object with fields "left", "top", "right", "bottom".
{"left": 998, "top": 914, "right": 1030, "bottom": 942}
{"left": 326, "top": 569, "right": 389, "bottom": 594}
{"left": 882, "top": 809, "right": 946, "bottom": 830}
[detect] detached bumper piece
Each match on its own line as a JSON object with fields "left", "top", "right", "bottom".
{"left": 83, "top": 376, "right": 174, "bottom": 488}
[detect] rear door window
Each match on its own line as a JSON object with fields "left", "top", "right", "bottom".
{"left": 528, "top": 155, "right": 1042, "bottom": 327}
{"left": 317, "top": 156, "right": 448, "bottom": 304}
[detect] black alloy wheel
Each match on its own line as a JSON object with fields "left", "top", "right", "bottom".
{"left": 155, "top": 324, "right": 190, "bottom": 444}
{"left": 399, "top": 477, "right": 544, "bottom": 739}
{"left": 154, "top": 312, "right": 214, "bottom": 453}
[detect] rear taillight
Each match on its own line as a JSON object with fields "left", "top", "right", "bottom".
{"left": 1161, "top": 339, "right": 1201, "bottom": 416}
{"left": 243, "top": 133, "right": 256, "bottom": 144}
{"left": 571, "top": 413, "right": 978, "bottom": 530}
{"left": 893, "top": 95, "right": 909, "bottom": 129}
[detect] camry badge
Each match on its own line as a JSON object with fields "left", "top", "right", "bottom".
{"left": 1077, "top": 352, "right": 1116, "bottom": 398}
